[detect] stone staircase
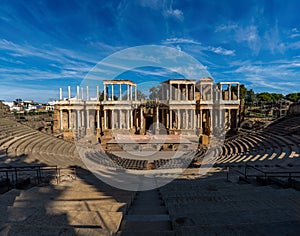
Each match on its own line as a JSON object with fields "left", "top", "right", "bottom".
{"left": 160, "top": 171, "right": 300, "bottom": 235}
{"left": 118, "top": 189, "right": 174, "bottom": 235}
{"left": 0, "top": 171, "right": 135, "bottom": 235}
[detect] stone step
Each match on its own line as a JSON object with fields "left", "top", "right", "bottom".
{"left": 128, "top": 206, "right": 168, "bottom": 215}
{"left": 1, "top": 209, "right": 122, "bottom": 233}
{"left": 171, "top": 208, "right": 299, "bottom": 227}
{"left": 0, "top": 223, "right": 111, "bottom": 236}
{"left": 13, "top": 199, "right": 127, "bottom": 209}
{"left": 117, "top": 230, "right": 175, "bottom": 236}
{"left": 120, "top": 220, "right": 172, "bottom": 232}
{"left": 10, "top": 201, "right": 127, "bottom": 213}
{"left": 177, "top": 220, "right": 300, "bottom": 236}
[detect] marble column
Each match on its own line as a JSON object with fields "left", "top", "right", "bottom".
{"left": 86, "top": 109, "right": 90, "bottom": 129}
{"left": 229, "top": 85, "right": 231, "bottom": 100}
{"left": 185, "top": 84, "right": 188, "bottom": 100}
{"left": 219, "top": 108, "right": 222, "bottom": 127}
{"left": 156, "top": 106, "right": 159, "bottom": 129}
{"left": 193, "top": 84, "right": 196, "bottom": 100}
{"left": 200, "top": 85, "right": 203, "bottom": 101}
{"left": 68, "top": 110, "right": 71, "bottom": 130}
{"left": 77, "top": 110, "right": 80, "bottom": 129}
{"left": 119, "top": 84, "right": 122, "bottom": 101}
{"left": 166, "top": 86, "right": 169, "bottom": 100}
{"left": 127, "top": 84, "right": 130, "bottom": 101}
{"left": 169, "top": 110, "right": 172, "bottom": 129}
{"left": 96, "top": 84, "right": 99, "bottom": 101}
{"left": 130, "top": 110, "right": 133, "bottom": 128}
{"left": 193, "top": 109, "right": 196, "bottom": 129}
{"left": 210, "top": 109, "right": 213, "bottom": 132}
{"left": 60, "top": 109, "right": 63, "bottom": 130}
{"left": 186, "top": 109, "right": 189, "bottom": 129}
{"left": 166, "top": 111, "right": 169, "bottom": 128}
{"left": 59, "top": 88, "right": 62, "bottom": 100}
{"left": 86, "top": 85, "right": 89, "bottom": 101}
{"left": 177, "top": 109, "right": 181, "bottom": 129}
{"left": 119, "top": 110, "right": 122, "bottom": 129}
{"left": 77, "top": 86, "right": 80, "bottom": 100}
{"left": 127, "top": 110, "right": 130, "bottom": 129}
{"left": 199, "top": 109, "right": 203, "bottom": 133}
{"left": 140, "top": 107, "right": 143, "bottom": 131}
{"left": 104, "top": 110, "right": 107, "bottom": 129}
{"left": 130, "top": 85, "right": 133, "bottom": 101}
{"left": 111, "top": 84, "right": 114, "bottom": 101}
{"left": 104, "top": 84, "right": 107, "bottom": 101}
{"left": 97, "top": 110, "right": 100, "bottom": 129}
{"left": 169, "top": 83, "right": 172, "bottom": 100}
{"left": 135, "top": 86, "right": 137, "bottom": 101}
{"left": 112, "top": 110, "right": 115, "bottom": 129}
{"left": 81, "top": 110, "right": 85, "bottom": 128}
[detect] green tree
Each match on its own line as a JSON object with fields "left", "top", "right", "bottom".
{"left": 239, "top": 84, "right": 247, "bottom": 100}
{"left": 98, "top": 91, "right": 118, "bottom": 101}
{"left": 286, "top": 93, "right": 300, "bottom": 102}
{"left": 256, "top": 92, "right": 283, "bottom": 102}
{"left": 137, "top": 90, "right": 147, "bottom": 100}
{"left": 245, "top": 89, "right": 256, "bottom": 103}
{"left": 149, "top": 86, "right": 162, "bottom": 100}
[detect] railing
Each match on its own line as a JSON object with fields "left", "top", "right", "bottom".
{"left": 0, "top": 165, "right": 77, "bottom": 192}
{"left": 227, "top": 164, "right": 300, "bottom": 185}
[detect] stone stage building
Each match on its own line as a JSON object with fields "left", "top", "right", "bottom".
{"left": 53, "top": 78, "right": 241, "bottom": 142}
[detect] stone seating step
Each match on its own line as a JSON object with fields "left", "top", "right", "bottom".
{"left": 9, "top": 202, "right": 127, "bottom": 213}
{"left": 128, "top": 206, "right": 168, "bottom": 215}
{"left": 166, "top": 202, "right": 300, "bottom": 215}
{"left": 119, "top": 220, "right": 172, "bottom": 232}
{"left": 177, "top": 220, "right": 300, "bottom": 236}
{"left": 17, "top": 187, "right": 134, "bottom": 199}
{"left": 0, "top": 209, "right": 122, "bottom": 233}
{"left": 0, "top": 223, "right": 111, "bottom": 236}
{"left": 117, "top": 230, "right": 175, "bottom": 236}
{"left": 162, "top": 190, "right": 300, "bottom": 203}
{"left": 171, "top": 208, "right": 299, "bottom": 227}
{"left": 0, "top": 189, "right": 21, "bottom": 206}
{"left": 15, "top": 193, "right": 133, "bottom": 203}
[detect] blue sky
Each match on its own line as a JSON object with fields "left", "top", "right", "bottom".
{"left": 1, "top": 0, "right": 300, "bottom": 102}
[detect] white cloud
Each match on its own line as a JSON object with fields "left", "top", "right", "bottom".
{"left": 162, "top": 37, "right": 201, "bottom": 45}
{"left": 235, "top": 25, "right": 261, "bottom": 54}
{"left": 0, "top": 39, "right": 97, "bottom": 65}
{"left": 207, "top": 46, "right": 235, "bottom": 56}
{"left": 139, "top": 0, "right": 183, "bottom": 21}
{"left": 215, "top": 23, "right": 238, "bottom": 32}
{"left": 164, "top": 8, "right": 184, "bottom": 21}
{"left": 225, "top": 60, "right": 300, "bottom": 93}
{"left": 162, "top": 37, "right": 235, "bottom": 56}
{"left": 0, "top": 39, "right": 95, "bottom": 82}
{"left": 264, "top": 24, "right": 285, "bottom": 54}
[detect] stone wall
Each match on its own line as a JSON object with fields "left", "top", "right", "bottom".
{"left": 0, "top": 101, "right": 11, "bottom": 118}
{"left": 53, "top": 108, "right": 60, "bottom": 133}
{"left": 288, "top": 102, "right": 300, "bottom": 116}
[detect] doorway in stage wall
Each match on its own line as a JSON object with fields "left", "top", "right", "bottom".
{"left": 146, "top": 116, "right": 154, "bottom": 133}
